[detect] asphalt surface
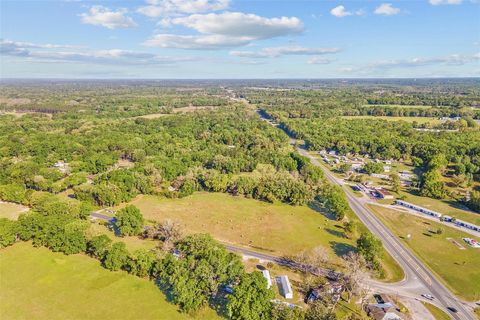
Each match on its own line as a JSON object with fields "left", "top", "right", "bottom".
{"left": 256, "top": 110, "right": 474, "bottom": 319}
{"left": 296, "top": 146, "right": 475, "bottom": 320}
{"left": 90, "top": 211, "right": 116, "bottom": 223}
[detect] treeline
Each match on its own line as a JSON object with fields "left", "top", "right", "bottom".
{"left": 244, "top": 84, "right": 480, "bottom": 120}
{"left": 0, "top": 83, "right": 231, "bottom": 115}
{"left": 282, "top": 118, "right": 480, "bottom": 212}
{"left": 0, "top": 110, "right": 356, "bottom": 214}
{"left": 342, "top": 106, "right": 480, "bottom": 120}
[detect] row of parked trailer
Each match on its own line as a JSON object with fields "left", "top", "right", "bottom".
{"left": 395, "top": 200, "right": 480, "bottom": 233}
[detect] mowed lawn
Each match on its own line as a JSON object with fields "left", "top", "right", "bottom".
{"left": 0, "top": 201, "right": 29, "bottom": 220}
{"left": 123, "top": 193, "right": 355, "bottom": 264}
{"left": 0, "top": 243, "right": 219, "bottom": 320}
{"left": 369, "top": 205, "right": 480, "bottom": 301}
{"left": 341, "top": 115, "right": 444, "bottom": 125}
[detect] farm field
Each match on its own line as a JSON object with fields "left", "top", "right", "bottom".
{"left": 0, "top": 201, "right": 29, "bottom": 220}
{"left": 398, "top": 190, "right": 480, "bottom": 226}
{"left": 0, "top": 242, "right": 219, "bottom": 320}
{"left": 120, "top": 192, "right": 353, "bottom": 264}
{"left": 118, "top": 192, "right": 404, "bottom": 281}
{"left": 368, "top": 204, "right": 480, "bottom": 301}
{"left": 341, "top": 115, "right": 444, "bottom": 124}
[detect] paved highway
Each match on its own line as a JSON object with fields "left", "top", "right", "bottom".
{"left": 256, "top": 109, "right": 474, "bottom": 319}
{"left": 296, "top": 146, "right": 475, "bottom": 320}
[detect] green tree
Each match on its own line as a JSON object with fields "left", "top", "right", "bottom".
{"left": 322, "top": 185, "right": 349, "bottom": 221}
{"left": 390, "top": 173, "right": 401, "bottom": 193}
{"left": 0, "top": 218, "right": 18, "bottom": 248}
{"left": 420, "top": 170, "right": 447, "bottom": 199}
{"left": 127, "top": 249, "right": 156, "bottom": 278}
{"left": 343, "top": 221, "right": 357, "bottom": 239}
{"left": 116, "top": 205, "right": 144, "bottom": 236}
{"left": 103, "top": 242, "right": 129, "bottom": 271}
{"left": 363, "top": 162, "right": 384, "bottom": 174}
{"left": 226, "top": 271, "right": 275, "bottom": 320}
{"left": 356, "top": 232, "right": 383, "bottom": 264}
{"left": 158, "top": 234, "right": 244, "bottom": 313}
{"left": 305, "top": 301, "right": 337, "bottom": 320}
{"left": 271, "top": 304, "right": 305, "bottom": 320}
{"left": 87, "top": 234, "right": 112, "bottom": 259}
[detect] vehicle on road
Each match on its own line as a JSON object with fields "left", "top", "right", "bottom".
{"left": 447, "top": 307, "right": 458, "bottom": 313}
{"left": 421, "top": 294, "right": 435, "bottom": 300}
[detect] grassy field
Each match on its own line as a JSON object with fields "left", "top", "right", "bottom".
{"left": 87, "top": 222, "right": 158, "bottom": 252}
{"left": 422, "top": 303, "right": 451, "bottom": 320}
{"left": 0, "top": 243, "right": 219, "bottom": 320}
{"left": 117, "top": 192, "right": 403, "bottom": 282}
{"left": 399, "top": 190, "right": 480, "bottom": 226}
{"left": 369, "top": 204, "right": 480, "bottom": 301}
{"left": 0, "top": 201, "right": 29, "bottom": 220}
{"left": 119, "top": 193, "right": 354, "bottom": 265}
{"left": 341, "top": 115, "right": 444, "bottom": 124}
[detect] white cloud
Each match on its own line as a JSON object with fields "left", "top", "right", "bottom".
{"left": 144, "top": 34, "right": 252, "bottom": 49}
{"left": 429, "top": 0, "right": 462, "bottom": 5}
{"left": 0, "top": 39, "right": 192, "bottom": 65}
{"left": 330, "top": 5, "right": 352, "bottom": 17}
{"left": 137, "top": 0, "right": 230, "bottom": 17}
{"left": 372, "top": 53, "right": 479, "bottom": 68}
{"left": 230, "top": 46, "right": 340, "bottom": 58}
{"left": 307, "top": 57, "right": 335, "bottom": 65}
{"left": 0, "top": 39, "right": 79, "bottom": 56}
{"left": 171, "top": 12, "right": 302, "bottom": 39}
{"left": 330, "top": 5, "right": 365, "bottom": 17}
{"left": 374, "top": 3, "right": 401, "bottom": 16}
{"left": 341, "top": 53, "right": 480, "bottom": 73}
{"left": 80, "top": 6, "right": 137, "bottom": 29}
{"left": 144, "top": 12, "right": 303, "bottom": 49}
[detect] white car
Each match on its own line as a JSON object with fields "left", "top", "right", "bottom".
{"left": 422, "top": 294, "right": 435, "bottom": 300}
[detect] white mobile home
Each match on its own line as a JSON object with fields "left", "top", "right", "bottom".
{"left": 454, "top": 219, "right": 480, "bottom": 232}
{"left": 395, "top": 200, "right": 442, "bottom": 218}
{"left": 262, "top": 270, "right": 272, "bottom": 289}
{"left": 278, "top": 275, "right": 293, "bottom": 299}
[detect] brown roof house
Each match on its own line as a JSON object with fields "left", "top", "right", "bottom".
{"left": 365, "top": 295, "right": 404, "bottom": 320}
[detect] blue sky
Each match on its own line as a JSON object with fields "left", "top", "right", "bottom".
{"left": 1, "top": 0, "right": 479, "bottom": 78}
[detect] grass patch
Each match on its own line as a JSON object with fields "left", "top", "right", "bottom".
{"left": 0, "top": 201, "right": 29, "bottom": 220}
{"left": 422, "top": 302, "right": 451, "bottom": 320}
{"left": 0, "top": 242, "right": 219, "bottom": 320}
{"left": 369, "top": 204, "right": 480, "bottom": 301}
{"left": 120, "top": 192, "right": 355, "bottom": 265}
{"left": 87, "top": 223, "right": 158, "bottom": 252}
{"left": 379, "top": 249, "right": 405, "bottom": 283}
{"left": 341, "top": 115, "right": 444, "bottom": 125}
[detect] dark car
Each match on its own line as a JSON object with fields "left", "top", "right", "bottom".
{"left": 447, "top": 307, "right": 458, "bottom": 313}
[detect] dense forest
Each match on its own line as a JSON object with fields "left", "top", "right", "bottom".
{"left": 241, "top": 80, "right": 480, "bottom": 212}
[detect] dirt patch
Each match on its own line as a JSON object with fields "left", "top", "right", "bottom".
{"left": 447, "top": 237, "right": 466, "bottom": 250}
{"left": 172, "top": 105, "right": 217, "bottom": 113}
{"left": 0, "top": 98, "right": 31, "bottom": 107}
{"left": 136, "top": 105, "right": 219, "bottom": 119}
